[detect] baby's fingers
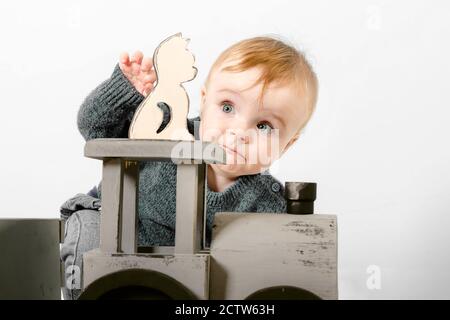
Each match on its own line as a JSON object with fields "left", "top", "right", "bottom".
{"left": 140, "top": 57, "right": 153, "bottom": 73}
{"left": 120, "top": 52, "right": 130, "bottom": 65}
{"left": 143, "top": 83, "right": 154, "bottom": 97}
{"left": 131, "top": 51, "right": 144, "bottom": 65}
{"left": 119, "top": 52, "right": 133, "bottom": 75}
{"left": 142, "top": 72, "right": 157, "bottom": 84}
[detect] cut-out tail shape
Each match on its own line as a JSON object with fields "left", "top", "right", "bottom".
{"left": 156, "top": 102, "right": 171, "bottom": 134}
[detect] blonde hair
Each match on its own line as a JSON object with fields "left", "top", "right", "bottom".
{"left": 205, "top": 36, "right": 318, "bottom": 135}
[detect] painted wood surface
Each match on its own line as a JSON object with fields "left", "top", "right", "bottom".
{"left": 209, "top": 213, "right": 338, "bottom": 300}
{"left": 129, "top": 33, "right": 197, "bottom": 141}
{"left": 84, "top": 139, "right": 226, "bottom": 164}
{"left": 82, "top": 250, "right": 210, "bottom": 299}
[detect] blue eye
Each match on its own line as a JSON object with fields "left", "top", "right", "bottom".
{"left": 222, "top": 103, "right": 234, "bottom": 113}
{"left": 257, "top": 122, "right": 273, "bottom": 133}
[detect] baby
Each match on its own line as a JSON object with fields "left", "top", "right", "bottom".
{"left": 60, "top": 36, "right": 318, "bottom": 300}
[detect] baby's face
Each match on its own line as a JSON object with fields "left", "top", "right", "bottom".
{"left": 199, "top": 61, "right": 310, "bottom": 178}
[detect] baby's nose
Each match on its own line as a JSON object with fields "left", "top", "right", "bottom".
{"left": 239, "top": 134, "right": 250, "bottom": 144}
{"left": 229, "top": 128, "right": 252, "bottom": 144}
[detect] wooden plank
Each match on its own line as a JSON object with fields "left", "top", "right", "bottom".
{"left": 174, "top": 164, "right": 206, "bottom": 254}
{"left": 120, "top": 160, "right": 139, "bottom": 254}
{"left": 85, "top": 139, "right": 226, "bottom": 164}
{"left": 99, "top": 158, "right": 123, "bottom": 253}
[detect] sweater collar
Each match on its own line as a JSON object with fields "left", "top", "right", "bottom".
{"left": 206, "top": 172, "right": 263, "bottom": 207}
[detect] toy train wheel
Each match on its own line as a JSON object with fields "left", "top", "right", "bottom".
{"left": 78, "top": 268, "right": 197, "bottom": 300}
{"left": 245, "top": 285, "right": 321, "bottom": 300}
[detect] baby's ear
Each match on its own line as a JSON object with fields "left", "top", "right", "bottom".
{"left": 200, "top": 85, "right": 206, "bottom": 100}
{"left": 200, "top": 85, "right": 207, "bottom": 112}
{"left": 282, "top": 132, "right": 300, "bottom": 155}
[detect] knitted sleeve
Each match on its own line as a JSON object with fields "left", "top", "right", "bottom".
{"left": 77, "top": 63, "right": 145, "bottom": 141}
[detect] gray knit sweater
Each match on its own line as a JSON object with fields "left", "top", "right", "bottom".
{"left": 77, "top": 64, "right": 287, "bottom": 247}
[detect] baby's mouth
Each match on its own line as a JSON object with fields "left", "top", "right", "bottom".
{"left": 220, "top": 144, "right": 246, "bottom": 163}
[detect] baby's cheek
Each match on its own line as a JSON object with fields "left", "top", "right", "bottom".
{"left": 247, "top": 144, "right": 274, "bottom": 167}
{"left": 260, "top": 136, "right": 283, "bottom": 163}
{"left": 200, "top": 125, "right": 222, "bottom": 143}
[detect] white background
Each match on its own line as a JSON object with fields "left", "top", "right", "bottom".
{"left": 0, "top": 0, "right": 449, "bottom": 299}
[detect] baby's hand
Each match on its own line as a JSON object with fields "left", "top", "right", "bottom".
{"left": 119, "top": 51, "right": 156, "bottom": 97}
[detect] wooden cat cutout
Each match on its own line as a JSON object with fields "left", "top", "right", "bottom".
{"left": 128, "top": 33, "right": 197, "bottom": 140}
